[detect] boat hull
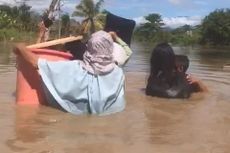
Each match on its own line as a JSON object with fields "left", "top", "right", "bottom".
{"left": 16, "top": 49, "right": 73, "bottom": 105}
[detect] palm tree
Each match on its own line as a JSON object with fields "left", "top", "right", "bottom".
{"left": 72, "top": 0, "right": 104, "bottom": 35}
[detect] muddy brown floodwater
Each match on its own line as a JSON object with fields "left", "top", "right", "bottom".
{"left": 0, "top": 42, "right": 230, "bottom": 153}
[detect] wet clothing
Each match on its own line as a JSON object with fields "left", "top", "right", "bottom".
{"left": 146, "top": 43, "right": 195, "bottom": 99}
{"left": 146, "top": 71, "right": 192, "bottom": 98}
{"left": 38, "top": 60, "right": 125, "bottom": 115}
{"left": 38, "top": 34, "right": 132, "bottom": 115}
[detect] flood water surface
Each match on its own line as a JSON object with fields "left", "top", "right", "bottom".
{"left": 0, "top": 42, "right": 230, "bottom": 153}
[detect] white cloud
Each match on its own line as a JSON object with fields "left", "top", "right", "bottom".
{"left": 168, "top": 0, "right": 196, "bottom": 8}
{"left": 133, "top": 16, "right": 148, "bottom": 25}
{"left": 163, "top": 16, "right": 203, "bottom": 28}
{"left": 28, "top": 1, "right": 51, "bottom": 12}
{"left": 193, "top": 0, "right": 208, "bottom": 5}
{"left": 0, "top": 0, "right": 16, "bottom": 5}
{"left": 168, "top": 0, "right": 182, "bottom": 5}
{"left": 0, "top": 0, "right": 76, "bottom": 13}
{"left": 133, "top": 15, "right": 203, "bottom": 28}
{"left": 0, "top": 0, "right": 51, "bottom": 11}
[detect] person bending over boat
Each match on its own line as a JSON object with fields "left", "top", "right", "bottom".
{"left": 13, "top": 30, "right": 132, "bottom": 115}
{"left": 146, "top": 43, "right": 207, "bottom": 99}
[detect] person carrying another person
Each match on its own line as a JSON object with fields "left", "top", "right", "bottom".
{"left": 14, "top": 30, "right": 132, "bottom": 115}
{"left": 146, "top": 43, "right": 207, "bottom": 98}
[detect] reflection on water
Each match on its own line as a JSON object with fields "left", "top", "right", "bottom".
{"left": 0, "top": 41, "right": 230, "bottom": 153}
{"left": 0, "top": 42, "right": 15, "bottom": 74}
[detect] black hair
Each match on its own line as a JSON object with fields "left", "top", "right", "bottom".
{"left": 146, "top": 43, "right": 192, "bottom": 98}
{"left": 149, "top": 43, "right": 175, "bottom": 79}
{"left": 175, "top": 55, "right": 189, "bottom": 72}
{"left": 43, "top": 17, "right": 53, "bottom": 28}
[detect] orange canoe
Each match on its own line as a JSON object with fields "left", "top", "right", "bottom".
{"left": 16, "top": 49, "right": 73, "bottom": 105}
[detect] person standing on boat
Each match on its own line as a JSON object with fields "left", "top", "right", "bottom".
{"left": 146, "top": 43, "right": 207, "bottom": 98}
{"left": 14, "top": 30, "right": 132, "bottom": 115}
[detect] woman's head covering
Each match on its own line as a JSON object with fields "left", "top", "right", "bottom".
{"left": 81, "top": 30, "right": 115, "bottom": 75}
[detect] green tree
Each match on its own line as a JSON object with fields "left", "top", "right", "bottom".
{"left": 17, "top": 2, "right": 32, "bottom": 30}
{"left": 0, "top": 3, "right": 40, "bottom": 41}
{"left": 135, "top": 13, "right": 164, "bottom": 41}
{"left": 0, "top": 3, "right": 35, "bottom": 30}
{"left": 201, "top": 8, "right": 230, "bottom": 45}
{"left": 61, "top": 14, "right": 70, "bottom": 36}
{"left": 172, "top": 24, "right": 192, "bottom": 34}
{"left": 72, "top": 0, "right": 104, "bottom": 34}
{"left": 170, "top": 24, "right": 201, "bottom": 46}
{"left": 0, "top": 10, "right": 16, "bottom": 28}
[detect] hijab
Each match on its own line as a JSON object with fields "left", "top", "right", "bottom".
{"left": 81, "top": 30, "right": 116, "bottom": 75}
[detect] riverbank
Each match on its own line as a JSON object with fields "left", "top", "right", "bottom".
{"left": 0, "top": 70, "right": 230, "bottom": 153}
{"left": 0, "top": 29, "right": 37, "bottom": 43}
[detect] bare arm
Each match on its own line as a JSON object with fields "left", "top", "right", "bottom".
{"left": 115, "top": 37, "right": 132, "bottom": 57}
{"left": 187, "top": 74, "right": 208, "bottom": 92}
{"left": 109, "top": 31, "right": 132, "bottom": 66}
{"left": 36, "top": 22, "right": 47, "bottom": 43}
{"left": 14, "top": 44, "right": 39, "bottom": 69}
{"left": 109, "top": 31, "right": 132, "bottom": 56}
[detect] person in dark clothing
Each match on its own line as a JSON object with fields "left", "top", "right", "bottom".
{"left": 146, "top": 43, "right": 207, "bottom": 98}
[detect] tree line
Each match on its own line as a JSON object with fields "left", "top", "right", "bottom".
{"left": 0, "top": 3, "right": 39, "bottom": 41}
{"left": 134, "top": 8, "right": 230, "bottom": 46}
{"left": 0, "top": 0, "right": 105, "bottom": 42}
{"left": 0, "top": 0, "right": 229, "bottom": 46}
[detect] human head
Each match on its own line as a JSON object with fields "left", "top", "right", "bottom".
{"left": 150, "top": 43, "right": 175, "bottom": 76}
{"left": 175, "top": 55, "right": 189, "bottom": 72}
{"left": 83, "top": 30, "right": 115, "bottom": 75}
{"left": 86, "top": 30, "right": 114, "bottom": 57}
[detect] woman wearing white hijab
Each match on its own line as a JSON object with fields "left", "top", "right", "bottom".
{"left": 14, "top": 30, "right": 132, "bottom": 115}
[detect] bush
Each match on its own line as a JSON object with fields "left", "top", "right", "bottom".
{"left": 0, "top": 28, "right": 36, "bottom": 42}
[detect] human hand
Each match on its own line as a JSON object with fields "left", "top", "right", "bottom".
{"left": 108, "top": 31, "right": 118, "bottom": 41}
{"left": 186, "top": 74, "right": 200, "bottom": 84}
{"left": 38, "top": 22, "right": 46, "bottom": 33}
{"left": 187, "top": 74, "right": 208, "bottom": 92}
{"left": 13, "top": 43, "right": 27, "bottom": 55}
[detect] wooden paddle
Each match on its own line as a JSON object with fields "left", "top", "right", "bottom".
{"left": 27, "top": 35, "right": 83, "bottom": 49}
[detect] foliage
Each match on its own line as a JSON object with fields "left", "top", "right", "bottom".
{"left": 72, "top": 0, "right": 104, "bottom": 35}
{"left": 0, "top": 3, "right": 40, "bottom": 30}
{"left": 61, "top": 13, "right": 70, "bottom": 36}
{"left": 0, "top": 10, "right": 17, "bottom": 28}
{"left": 0, "top": 3, "right": 40, "bottom": 41}
{"left": 0, "top": 28, "right": 36, "bottom": 42}
{"left": 200, "top": 8, "right": 230, "bottom": 45}
{"left": 134, "top": 13, "right": 164, "bottom": 42}
{"left": 134, "top": 13, "right": 202, "bottom": 46}
{"left": 18, "top": 3, "right": 32, "bottom": 30}
{"left": 169, "top": 25, "right": 201, "bottom": 46}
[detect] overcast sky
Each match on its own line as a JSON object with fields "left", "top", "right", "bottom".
{"left": 0, "top": 0, "right": 229, "bottom": 28}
